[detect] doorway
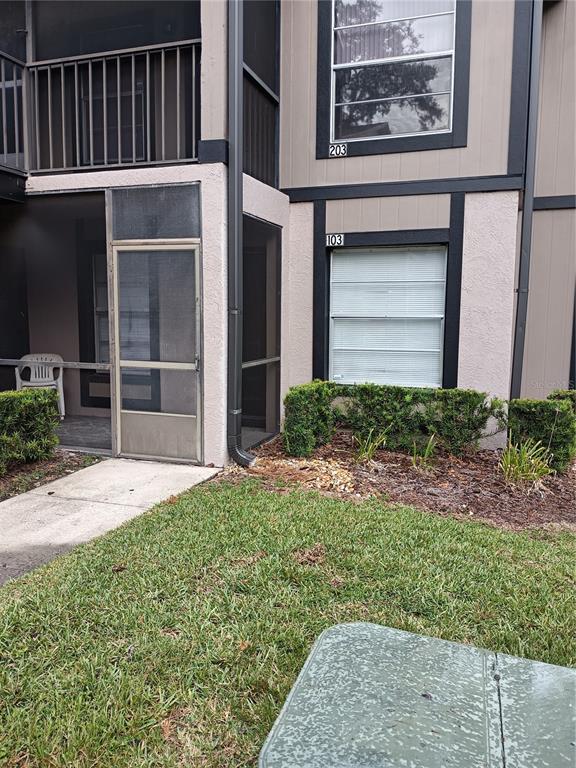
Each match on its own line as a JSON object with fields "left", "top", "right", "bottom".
{"left": 112, "top": 242, "right": 200, "bottom": 461}
{"left": 241, "top": 215, "right": 281, "bottom": 449}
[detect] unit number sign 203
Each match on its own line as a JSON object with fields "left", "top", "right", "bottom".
{"left": 326, "top": 233, "right": 344, "bottom": 247}
{"left": 328, "top": 143, "right": 348, "bottom": 157}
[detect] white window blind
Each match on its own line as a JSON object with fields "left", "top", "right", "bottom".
{"left": 330, "top": 245, "right": 447, "bottom": 387}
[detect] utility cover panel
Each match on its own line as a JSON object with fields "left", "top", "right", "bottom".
{"left": 259, "top": 623, "right": 575, "bottom": 768}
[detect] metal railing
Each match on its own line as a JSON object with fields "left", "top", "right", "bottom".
{"left": 27, "top": 39, "right": 200, "bottom": 172}
{"left": 0, "top": 52, "right": 26, "bottom": 173}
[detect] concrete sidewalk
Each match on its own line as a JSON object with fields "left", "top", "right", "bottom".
{"left": 0, "top": 458, "right": 218, "bottom": 585}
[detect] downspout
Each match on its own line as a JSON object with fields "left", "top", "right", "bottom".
{"left": 227, "top": 0, "right": 255, "bottom": 466}
{"left": 510, "top": 0, "right": 544, "bottom": 398}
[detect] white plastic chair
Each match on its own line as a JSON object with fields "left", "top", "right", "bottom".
{"left": 15, "top": 354, "right": 66, "bottom": 418}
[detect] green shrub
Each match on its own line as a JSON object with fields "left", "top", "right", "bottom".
{"left": 548, "top": 389, "right": 576, "bottom": 415}
{"left": 345, "top": 385, "right": 504, "bottom": 454}
{"left": 283, "top": 381, "right": 338, "bottom": 457}
{"left": 0, "top": 389, "right": 59, "bottom": 475}
{"left": 508, "top": 398, "right": 576, "bottom": 472}
{"left": 283, "top": 381, "right": 504, "bottom": 457}
{"left": 422, "top": 388, "right": 506, "bottom": 455}
{"left": 499, "top": 438, "right": 555, "bottom": 488}
{"left": 344, "top": 383, "right": 435, "bottom": 452}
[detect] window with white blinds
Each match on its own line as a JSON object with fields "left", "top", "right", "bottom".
{"left": 329, "top": 245, "right": 447, "bottom": 387}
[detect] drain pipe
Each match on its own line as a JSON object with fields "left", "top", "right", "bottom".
{"left": 227, "top": 0, "right": 255, "bottom": 466}
{"left": 510, "top": 0, "right": 544, "bottom": 398}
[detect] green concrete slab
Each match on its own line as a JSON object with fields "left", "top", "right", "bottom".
{"left": 259, "top": 623, "right": 576, "bottom": 768}
{"left": 497, "top": 653, "right": 576, "bottom": 767}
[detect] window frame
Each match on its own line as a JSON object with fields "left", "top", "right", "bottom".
{"left": 316, "top": 0, "right": 472, "bottom": 159}
{"left": 328, "top": 244, "right": 448, "bottom": 388}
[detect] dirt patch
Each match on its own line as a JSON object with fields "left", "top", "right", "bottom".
{"left": 248, "top": 456, "right": 356, "bottom": 495}
{"left": 292, "top": 542, "right": 326, "bottom": 566}
{"left": 230, "top": 550, "right": 267, "bottom": 568}
{"left": 0, "top": 450, "right": 101, "bottom": 502}
{"left": 223, "top": 432, "right": 576, "bottom": 531}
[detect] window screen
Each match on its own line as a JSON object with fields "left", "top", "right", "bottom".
{"left": 332, "top": 0, "right": 456, "bottom": 141}
{"left": 111, "top": 185, "right": 200, "bottom": 240}
{"left": 0, "top": 1, "right": 26, "bottom": 61}
{"left": 32, "top": 1, "right": 200, "bottom": 61}
{"left": 244, "top": 0, "right": 279, "bottom": 92}
{"left": 244, "top": 75, "right": 278, "bottom": 188}
{"left": 330, "top": 246, "right": 447, "bottom": 387}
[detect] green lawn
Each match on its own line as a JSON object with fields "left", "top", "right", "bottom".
{"left": 1, "top": 481, "right": 574, "bottom": 767}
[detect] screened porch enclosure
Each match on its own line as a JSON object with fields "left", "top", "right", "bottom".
{"left": 0, "top": 192, "right": 113, "bottom": 451}
{"left": 0, "top": 185, "right": 202, "bottom": 461}
{"left": 241, "top": 215, "right": 281, "bottom": 450}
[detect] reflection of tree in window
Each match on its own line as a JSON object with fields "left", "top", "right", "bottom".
{"left": 333, "top": 0, "right": 455, "bottom": 140}
{"left": 336, "top": 59, "right": 448, "bottom": 139}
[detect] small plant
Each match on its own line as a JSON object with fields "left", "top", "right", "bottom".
{"left": 412, "top": 434, "right": 438, "bottom": 471}
{"left": 353, "top": 428, "right": 387, "bottom": 463}
{"left": 499, "top": 438, "right": 555, "bottom": 490}
{"left": 508, "top": 398, "right": 576, "bottom": 471}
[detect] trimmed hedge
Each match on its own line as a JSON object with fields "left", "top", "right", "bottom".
{"left": 0, "top": 388, "right": 60, "bottom": 475}
{"left": 548, "top": 389, "right": 576, "bottom": 415}
{"left": 283, "top": 381, "right": 338, "bottom": 457}
{"left": 508, "top": 398, "right": 576, "bottom": 471}
{"left": 283, "top": 381, "right": 506, "bottom": 458}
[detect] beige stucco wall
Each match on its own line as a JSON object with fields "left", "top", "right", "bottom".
{"left": 326, "top": 194, "right": 451, "bottom": 233}
{"left": 522, "top": 209, "right": 576, "bottom": 398}
{"left": 243, "top": 174, "right": 313, "bottom": 404}
{"left": 535, "top": 0, "right": 576, "bottom": 197}
{"left": 28, "top": 164, "right": 229, "bottom": 467}
{"left": 200, "top": 0, "right": 227, "bottom": 142}
{"left": 458, "top": 191, "right": 519, "bottom": 410}
{"left": 280, "top": 0, "right": 515, "bottom": 189}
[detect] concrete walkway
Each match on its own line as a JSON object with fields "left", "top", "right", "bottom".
{"left": 0, "top": 458, "right": 218, "bottom": 586}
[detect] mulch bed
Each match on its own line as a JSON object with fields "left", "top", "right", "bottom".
{"left": 0, "top": 450, "right": 100, "bottom": 503}
{"left": 224, "top": 431, "right": 576, "bottom": 531}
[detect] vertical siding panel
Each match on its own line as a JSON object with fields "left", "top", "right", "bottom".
{"left": 325, "top": 195, "right": 451, "bottom": 233}
{"left": 546, "top": 212, "right": 576, "bottom": 387}
{"left": 479, "top": 1, "right": 511, "bottom": 173}
{"left": 535, "top": 3, "right": 564, "bottom": 196}
{"left": 523, "top": 211, "right": 576, "bottom": 397}
{"left": 535, "top": 0, "right": 575, "bottom": 197}
{"left": 438, "top": 196, "right": 451, "bottom": 229}
{"left": 555, "top": 1, "right": 575, "bottom": 195}
{"left": 279, "top": 0, "right": 515, "bottom": 188}
{"left": 279, "top": 0, "right": 291, "bottom": 187}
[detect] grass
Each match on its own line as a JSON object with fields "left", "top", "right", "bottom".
{"left": 0, "top": 480, "right": 574, "bottom": 767}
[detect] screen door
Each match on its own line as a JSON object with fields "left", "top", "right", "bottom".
{"left": 113, "top": 243, "right": 200, "bottom": 460}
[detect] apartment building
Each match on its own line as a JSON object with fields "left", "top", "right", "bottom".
{"left": 0, "top": 0, "right": 574, "bottom": 466}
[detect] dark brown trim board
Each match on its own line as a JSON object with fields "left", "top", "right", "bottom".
{"left": 312, "top": 197, "right": 464, "bottom": 387}
{"left": 533, "top": 195, "right": 576, "bottom": 211}
{"left": 284, "top": 174, "right": 523, "bottom": 203}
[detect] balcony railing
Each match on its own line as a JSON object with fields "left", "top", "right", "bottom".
{"left": 0, "top": 52, "right": 26, "bottom": 173}
{"left": 26, "top": 40, "right": 200, "bottom": 172}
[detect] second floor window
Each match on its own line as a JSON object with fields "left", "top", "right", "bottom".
{"left": 332, "top": 0, "right": 456, "bottom": 142}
